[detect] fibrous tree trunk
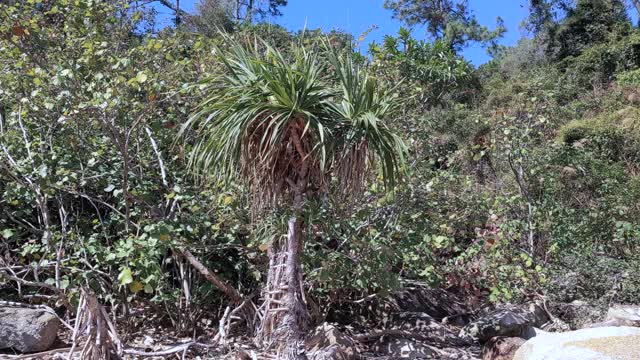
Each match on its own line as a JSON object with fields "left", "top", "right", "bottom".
{"left": 69, "top": 287, "right": 122, "bottom": 360}
{"left": 257, "top": 198, "right": 309, "bottom": 359}
{"left": 257, "top": 168, "right": 309, "bottom": 360}
{"left": 281, "top": 212, "right": 308, "bottom": 360}
{"left": 257, "top": 239, "right": 287, "bottom": 342}
{"left": 257, "top": 121, "right": 310, "bottom": 358}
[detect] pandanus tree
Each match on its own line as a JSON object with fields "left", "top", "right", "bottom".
{"left": 181, "top": 36, "right": 406, "bottom": 359}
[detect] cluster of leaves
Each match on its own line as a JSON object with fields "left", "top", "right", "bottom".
{"left": 316, "top": 0, "right": 640, "bottom": 305}
{"left": 550, "top": 0, "right": 630, "bottom": 60}
{"left": 436, "top": 0, "right": 640, "bottom": 303}
{"left": 185, "top": 0, "right": 288, "bottom": 34}
{"left": 0, "top": 0, "right": 412, "bottom": 333}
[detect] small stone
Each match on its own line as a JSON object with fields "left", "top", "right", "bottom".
{"left": 482, "top": 337, "right": 526, "bottom": 360}
{"left": 590, "top": 305, "right": 640, "bottom": 328}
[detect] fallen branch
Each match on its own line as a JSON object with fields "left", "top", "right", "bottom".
{"left": 8, "top": 347, "right": 74, "bottom": 359}
{"left": 213, "top": 296, "right": 257, "bottom": 344}
{"left": 177, "top": 249, "right": 244, "bottom": 304}
{"left": 218, "top": 305, "right": 232, "bottom": 344}
{"left": 122, "top": 341, "right": 217, "bottom": 357}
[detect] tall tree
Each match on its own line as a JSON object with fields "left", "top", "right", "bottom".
{"left": 383, "top": 0, "right": 505, "bottom": 51}
{"left": 552, "top": 0, "right": 630, "bottom": 59}
{"left": 180, "top": 36, "right": 405, "bottom": 359}
{"left": 187, "top": 0, "right": 236, "bottom": 35}
{"left": 149, "top": 0, "right": 287, "bottom": 27}
{"left": 234, "top": 0, "right": 288, "bottom": 22}
{"left": 526, "top": 0, "right": 574, "bottom": 35}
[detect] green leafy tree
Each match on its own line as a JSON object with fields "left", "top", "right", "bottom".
{"left": 165, "top": 0, "right": 287, "bottom": 27}
{"left": 383, "top": 0, "right": 506, "bottom": 51}
{"left": 187, "top": 0, "right": 236, "bottom": 35}
{"left": 233, "top": 0, "right": 288, "bottom": 22}
{"left": 180, "top": 36, "right": 405, "bottom": 359}
{"left": 551, "top": 0, "right": 631, "bottom": 59}
{"left": 526, "top": 0, "right": 574, "bottom": 35}
{"left": 0, "top": 0, "right": 253, "bottom": 335}
{"left": 369, "top": 28, "right": 473, "bottom": 109}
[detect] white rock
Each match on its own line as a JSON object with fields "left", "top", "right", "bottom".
{"left": 606, "top": 305, "right": 640, "bottom": 325}
{"left": 514, "top": 326, "right": 640, "bottom": 360}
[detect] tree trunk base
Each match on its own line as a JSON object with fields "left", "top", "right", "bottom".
{"left": 256, "top": 216, "right": 308, "bottom": 360}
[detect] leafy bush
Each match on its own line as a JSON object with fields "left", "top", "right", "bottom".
{"left": 0, "top": 1, "right": 261, "bottom": 330}
{"left": 496, "top": 38, "right": 549, "bottom": 76}
{"left": 4, "top": 0, "right": 640, "bottom": 338}
{"left": 558, "top": 107, "right": 640, "bottom": 162}
{"left": 560, "top": 30, "right": 640, "bottom": 89}
{"left": 617, "top": 68, "right": 640, "bottom": 85}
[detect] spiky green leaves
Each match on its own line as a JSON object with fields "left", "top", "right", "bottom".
{"left": 180, "top": 35, "right": 406, "bottom": 209}
{"left": 327, "top": 45, "right": 407, "bottom": 193}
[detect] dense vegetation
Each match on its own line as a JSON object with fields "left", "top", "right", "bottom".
{"left": 2, "top": 0, "right": 640, "bottom": 358}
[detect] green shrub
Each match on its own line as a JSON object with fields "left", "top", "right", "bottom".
{"left": 558, "top": 107, "right": 640, "bottom": 162}
{"left": 617, "top": 68, "right": 640, "bottom": 85}
{"left": 560, "top": 30, "right": 640, "bottom": 90}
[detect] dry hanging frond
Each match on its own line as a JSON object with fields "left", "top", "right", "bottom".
{"left": 68, "top": 287, "right": 122, "bottom": 360}
{"left": 327, "top": 44, "right": 407, "bottom": 200}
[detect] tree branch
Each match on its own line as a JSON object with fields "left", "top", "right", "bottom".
{"left": 177, "top": 249, "right": 244, "bottom": 304}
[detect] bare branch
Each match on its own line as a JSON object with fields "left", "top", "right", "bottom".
{"left": 177, "top": 249, "right": 244, "bottom": 304}
{"left": 145, "top": 126, "right": 169, "bottom": 187}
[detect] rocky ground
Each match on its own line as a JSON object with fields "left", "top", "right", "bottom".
{"left": 2, "top": 285, "right": 640, "bottom": 359}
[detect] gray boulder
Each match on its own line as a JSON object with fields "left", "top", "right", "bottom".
{"left": 459, "top": 304, "right": 548, "bottom": 343}
{"left": 588, "top": 304, "right": 640, "bottom": 328}
{"left": 0, "top": 307, "right": 60, "bottom": 353}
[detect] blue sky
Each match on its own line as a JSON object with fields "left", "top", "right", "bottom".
{"left": 277, "top": 0, "right": 530, "bottom": 65}
{"left": 154, "top": 0, "right": 532, "bottom": 65}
